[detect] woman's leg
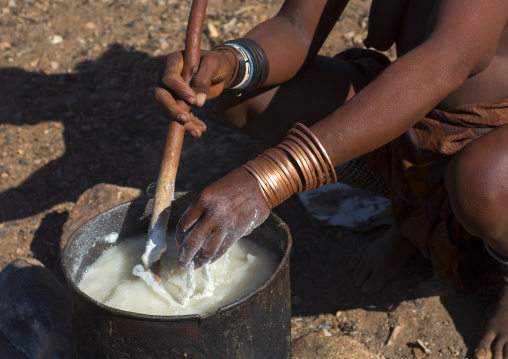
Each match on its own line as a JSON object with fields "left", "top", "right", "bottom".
{"left": 445, "top": 126, "right": 508, "bottom": 359}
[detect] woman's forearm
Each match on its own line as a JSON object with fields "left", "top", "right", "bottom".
{"left": 311, "top": 44, "right": 468, "bottom": 166}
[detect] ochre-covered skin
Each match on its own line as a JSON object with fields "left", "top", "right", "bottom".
{"left": 153, "top": 1, "right": 508, "bottom": 358}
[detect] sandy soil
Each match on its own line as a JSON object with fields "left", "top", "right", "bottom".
{"left": 0, "top": 0, "right": 500, "bottom": 358}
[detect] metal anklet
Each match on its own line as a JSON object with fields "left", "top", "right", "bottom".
{"left": 484, "top": 240, "right": 508, "bottom": 266}
{"left": 484, "top": 240, "right": 508, "bottom": 285}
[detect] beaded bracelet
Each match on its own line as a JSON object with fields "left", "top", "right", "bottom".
{"left": 242, "top": 123, "right": 337, "bottom": 209}
{"left": 213, "top": 38, "right": 269, "bottom": 92}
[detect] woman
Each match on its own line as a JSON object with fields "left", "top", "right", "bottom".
{"left": 154, "top": 1, "right": 508, "bottom": 357}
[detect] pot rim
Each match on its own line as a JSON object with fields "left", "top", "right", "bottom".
{"left": 61, "top": 196, "right": 292, "bottom": 322}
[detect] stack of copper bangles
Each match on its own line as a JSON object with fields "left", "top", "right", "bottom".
{"left": 242, "top": 123, "right": 338, "bottom": 210}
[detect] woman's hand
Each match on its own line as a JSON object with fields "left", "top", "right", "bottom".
{"left": 175, "top": 167, "right": 271, "bottom": 268}
{"left": 153, "top": 48, "right": 238, "bottom": 137}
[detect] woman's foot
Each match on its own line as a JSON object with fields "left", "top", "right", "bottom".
{"left": 348, "top": 226, "right": 417, "bottom": 294}
{"left": 474, "top": 283, "right": 508, "bottom": 359}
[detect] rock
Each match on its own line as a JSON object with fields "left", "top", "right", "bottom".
{"left": 157, "top": 37, "right": 169, "bottom": 50}
{"left": 206, "top": 22, "right": 220, "bottom": 39}
{"left": 0, "top": 258, "right": 73, "bottom": 359}
{"left": 49, "top": 61, "right": 60, "bottom": 70}
{"left": 37, "top": 327, "right": 74, "bottom": 359}
{"left": 291, "top": 332, "right": 381, "bottom": 359}
{"left": 84, "top": 22, "right": 96, "bottom": 30}
{"left": 50, "top": 35, "right": 63, "bottom": 45}
{"left": 0, "top": 41, "right": 11, "bottom": 50}
{"left": 60, "top": 183, "right": 143, "bottom": 251}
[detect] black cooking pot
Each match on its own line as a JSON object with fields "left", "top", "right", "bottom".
{"left": 61, "top": 193, "right": 292, "bottom": 359}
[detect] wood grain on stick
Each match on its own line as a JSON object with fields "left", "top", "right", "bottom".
{"left": 146, "top": 0, "right": 208, "bottom": 276}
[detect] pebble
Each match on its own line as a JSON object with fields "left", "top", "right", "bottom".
{"left": 318, "top": 324, "right": 333, "bottom": 331}
{"left": 384, "top": 324, "right": 402, "bottom": 346}
{"left": 50, "top": 61, "right": 60, "bottom": 70}
{"left": 321, "top": 328, "right": 332, "bottom": 336}
{"left": 0, "top": 42, "right": 11, "bottom": 50}
{"left": 50, "top": 35, "right": 63, "bottom": 45}
{"left": 207, "top": 22, "right": 220, "bottom": 39}
{"left": 157, "top": 38, "right": 169, "bottom": 50}
{"left": 417, "top": 339, "right": 431, "bottom": 354}
{"left": 84, "top": 22, "right": 96, "bottom": 30}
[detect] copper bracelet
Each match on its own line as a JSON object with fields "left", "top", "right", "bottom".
{"left": 276, "top": 143, "right": 311, "bottom": 191}
{"left": 258, "top": 155, "right": 292, "bottom": 202}
{"left": 284, "top": 138, "right": 316, "bottom": 190}
{"left": 241, "top": 123, "right": 337, "bottom": 209}
{"left": 286, "top": 134, "right": 324, "bottom": 188}
{"left": 248, "top": 160, "right": 283, "bottom": 206}
{"left": 244, "top": 162, "right": 278, "bottom": 208}
{"left": 242, "top": 164, "right": 273, "bottom": 209}
{"left": 254, "top": 158, "right": 288, "bottom": 205}
{"left": 282, "top": 139, "right": 316, "bottom": 191}
{"left": 271, "top": 147, "right": 303, "bottom": 193}
{"left": 294, "top": 123, "right": 337, "bottom": 183}
{"left": 263, "top": 149, "right": 298, "bottom": 194}
{"left": 289, "top": 127, "right": 331, "bottom": 185}
{"left": 247, "top": 161, "right": 279, "bottom": 206}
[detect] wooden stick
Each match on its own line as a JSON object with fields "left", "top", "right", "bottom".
{"left": 144, "top": 0, "right": 208, "bottom": 277}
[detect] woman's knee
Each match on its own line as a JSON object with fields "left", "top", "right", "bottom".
{"left": 213, "top": 87, "right": 290, "bottom": 146}
{"left": 213, "top": 54, "right": 370, "bottom": 136}
{"left": 213, "top": 91, "right": 249, "bottom": 131}
{"left": 445, "top": 132, "right": 508, "bottom": 242}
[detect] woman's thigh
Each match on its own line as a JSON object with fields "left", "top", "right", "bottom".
{"left": 213, "top": 54, "right": 372, "bottom": 146}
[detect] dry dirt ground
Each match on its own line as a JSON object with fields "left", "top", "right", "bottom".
{"left": 0, "top": 0, "right": 501, "bottom": 358}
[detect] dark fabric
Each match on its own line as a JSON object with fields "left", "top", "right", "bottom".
{"left": 335, "top": 48, "right": 391, "bottom": 82}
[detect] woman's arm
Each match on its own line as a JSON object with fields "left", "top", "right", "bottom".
{"left": 153, "top": 0, "right": 350, "bottom": 136}
{"left": 243, "top": 0, "right": 349, "bottom": 85}
{"left": 311, "top": 0, "right": 508, "bottom": 166}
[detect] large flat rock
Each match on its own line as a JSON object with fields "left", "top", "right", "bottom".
{"left": 60, "top": 183, "right": 143, "bottom": 251}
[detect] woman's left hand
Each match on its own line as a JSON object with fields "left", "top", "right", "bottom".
{"left": 175, "top": 167, "right": 271, "bottom": 268}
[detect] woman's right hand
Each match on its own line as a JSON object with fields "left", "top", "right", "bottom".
{"left": 153, "top": 47, "right": 238, "bottom": 137}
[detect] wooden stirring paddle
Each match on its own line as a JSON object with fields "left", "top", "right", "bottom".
{"left": 142, "top": 0, "right": 209, "bottom": 280}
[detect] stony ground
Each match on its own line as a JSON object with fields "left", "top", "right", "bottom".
{"left": 0, "top": 0, "right": 500, "bottom": 358}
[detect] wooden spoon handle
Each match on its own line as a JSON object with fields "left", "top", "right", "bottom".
{"left": 151, "top": 0, "right": 208, "bottom": 228}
